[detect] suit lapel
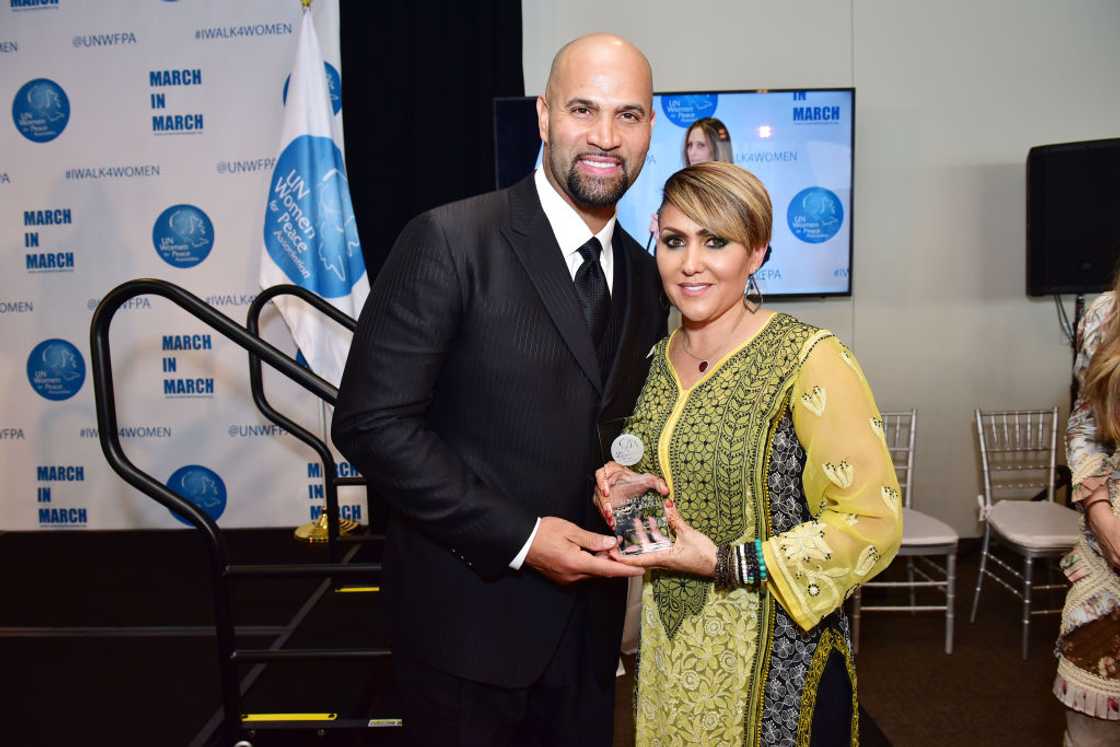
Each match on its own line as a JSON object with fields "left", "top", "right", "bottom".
{"left": 601, "top": 231, "right": 642, "bottom": 415}
{"left": 501, "top": 177, "right": 603, "bottom": 394}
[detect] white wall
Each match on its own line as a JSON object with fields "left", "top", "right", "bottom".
{"left": 522, "top": 0, "right": 1120, "bottom": 536}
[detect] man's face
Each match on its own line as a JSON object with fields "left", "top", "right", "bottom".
{"left": 537, "top": 47, "right": 654, "bottom": 210}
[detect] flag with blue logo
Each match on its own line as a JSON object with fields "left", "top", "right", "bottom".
{"left": 260, "top": 7, "right": 367, "bottom": 387}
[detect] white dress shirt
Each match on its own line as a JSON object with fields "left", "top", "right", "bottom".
{"left": 534, "top": 167, "right": 616, "bottom": 292}
{"left": 509, "top": 169, "right": 617, "bottom": 570}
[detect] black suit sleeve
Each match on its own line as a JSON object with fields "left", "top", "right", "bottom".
{"left": 332, "top": 213, "right": 537, "bottom": 579}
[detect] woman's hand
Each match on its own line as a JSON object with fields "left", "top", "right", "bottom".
{"left": 610, "top": 500, "right": 718, "bottom": 578}
{"left": 593, "top": 461, "right": 631, "bottom": 530}
{"left": 593, "top": 461, "right": 668, "bottom": 530}
{"left": 1072, "top": 475, "right": 1105, "bottom": 504}
{"left": 1085, "top": 484, "right": 1120, "bottom": 569}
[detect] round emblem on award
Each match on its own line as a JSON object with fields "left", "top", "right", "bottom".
{"left": 611, "top": 433, "right": 644, "bottom": 467}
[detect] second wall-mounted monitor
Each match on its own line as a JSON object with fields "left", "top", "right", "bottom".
{"left": 494, "top": 88, "right": 855, "bottom": 297}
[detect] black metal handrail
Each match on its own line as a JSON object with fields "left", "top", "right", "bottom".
{"left": 90, "top": 278, "right": 385, "bottom": 746}
{"left": 246, "top": 285, "right": 375, "bottom": 564}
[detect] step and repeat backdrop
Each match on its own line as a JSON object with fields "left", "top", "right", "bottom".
{"left": 0, "top": 0, "right": 368, "bottom": 531}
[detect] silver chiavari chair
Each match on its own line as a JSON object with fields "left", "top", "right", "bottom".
{"left": 969, "top": 407, "right": 1080, "bottom": 659}
{"left": 852, "top": 410, "right": 959, "bottom": 654}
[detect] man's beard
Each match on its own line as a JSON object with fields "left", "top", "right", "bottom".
{"left": 552, "top": 152, "right": 632, "bottom": 208}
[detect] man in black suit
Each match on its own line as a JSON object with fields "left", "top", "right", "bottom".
{"left": 333, "top": 33, "right": 665, "bottom": 746}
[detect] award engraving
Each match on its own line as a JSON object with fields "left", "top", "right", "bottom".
{"left": 609, "top": 473, "right": 672, "bottom": 555}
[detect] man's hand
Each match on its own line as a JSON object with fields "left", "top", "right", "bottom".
{"left": 524, "top": 516, "right": 645, "bottom": 584}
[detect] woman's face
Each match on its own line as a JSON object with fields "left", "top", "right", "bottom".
{"left": 656, "top": 203, "right": 766, "bottom": 325}
{"left": 685, "top": 128, "right": 713, "bottom": 166}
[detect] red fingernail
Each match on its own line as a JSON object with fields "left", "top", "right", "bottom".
{"left": 665, "top": 499, "right": 675, "bottom": 509}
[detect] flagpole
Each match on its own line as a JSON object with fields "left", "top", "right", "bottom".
{"left": 269, "top": 0, "right": 367, "bottom": 543}
{"left": 293, "top": 397, "right": 357, "bottom": 542}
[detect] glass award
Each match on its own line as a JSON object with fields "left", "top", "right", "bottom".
{"left": 608, "top": 472, "right": 672, "bottom": 555}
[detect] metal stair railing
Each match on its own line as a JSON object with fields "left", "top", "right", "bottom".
{"left": 90, "top": 278, "right": 390, "bottom": 747}
{"left": 246, "top": 284, "right": 383, "bottom": 566}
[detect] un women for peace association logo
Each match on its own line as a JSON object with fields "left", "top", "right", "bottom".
{"left": 27, "top": 339, "right": 85, "bottom": 401}
{"left": 264, "top": 135, "right": 365, "bottom": 299}
{"left": 787, "top": 187, "right": 844, "bottom": 244}
{"left": 152, "top": 204, "right": 215, "bottom": 268}
{"left": 660, "top": 94, "right": 718, "bottom": 128}
{"left": 12, "top": 78, "right": 70, "bottom": 143}
{"left": 283, "top": 62, "right": 341, "bottom": 115}
{"left": 167, "top": 465, "right": 227, "bottom": 525}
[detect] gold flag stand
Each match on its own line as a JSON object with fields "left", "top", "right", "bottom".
{"left": 291, "top": 385, "right": 359, "bottom": 542}
{"left": 294, "top": 512, "right": 358, "bottom": 543}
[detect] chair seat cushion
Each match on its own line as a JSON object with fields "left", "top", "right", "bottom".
{"left": 988, "top": 500, "right": 1080, "bottom": 550}
{"left": 902, "top": 507, "right": 959, "bottom": 546}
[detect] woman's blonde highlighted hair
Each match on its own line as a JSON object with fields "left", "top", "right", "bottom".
{"left": 660, "top": 161, "right": 772, "bottom": 252}
{"left": 1083, "top": 271, "right": 1120, "bottom": 442}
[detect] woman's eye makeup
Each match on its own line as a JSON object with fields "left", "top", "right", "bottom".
{"left": 659, "top": 232, "right": 728, "bottom": 249}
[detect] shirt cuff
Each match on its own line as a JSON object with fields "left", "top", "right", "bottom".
{"left": 509, "top": 517, "right": 541, "bottom": 570}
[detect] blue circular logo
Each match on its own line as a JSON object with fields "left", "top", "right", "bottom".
{"left": 787, "top": 187, "right": 844, "bottom": 244}
{"left": 167, "top": 465, "right": 227, "bottom": 525}
{"left": 283, "top": 62, "right": 341, "bottom": 115}
{"left": 12, "top": 78, "right": 70, "bottom": 143}
{"left": 152, "top": 204, "right": 215, "bottom": 268}
{"left": 27, "top": 339, "right": 85, "bottom": 401}
{"left": 264, "top": 135, "right": 365, "bottom": 298}
{"left": 661, "top": 94, "right": 718, "bottom": 128}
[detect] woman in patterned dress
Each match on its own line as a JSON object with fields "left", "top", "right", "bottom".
{"left": 595, "top": 161, "right": 903, "bottom": 746}
{"left": 1055, "top": 282, "right": 1120, "bottom": 747}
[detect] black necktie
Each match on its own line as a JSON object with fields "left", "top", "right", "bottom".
{"left": 573, "top": 237, "right": 610, "bottom": 346}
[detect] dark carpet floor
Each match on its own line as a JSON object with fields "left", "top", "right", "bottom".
{"left": 0, "top": 529, "right": 1068, "bottom": 746}
{"left": 853, "top": 544, "right": 1067, "bottom": 746}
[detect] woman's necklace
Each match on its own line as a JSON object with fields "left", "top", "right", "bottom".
{"left": 678, "top": 337, "right": 716, "bottom": 373}
{"left": 678, "top": 309, "right": 750, "bottom": 373}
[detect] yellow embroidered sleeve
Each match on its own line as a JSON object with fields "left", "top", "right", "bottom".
{"left": 762, "top": 335, "right": 903, "bottom": 631}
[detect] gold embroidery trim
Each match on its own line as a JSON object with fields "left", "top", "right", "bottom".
{"left": 794, "top": 628, "right": 859, "bottom": 747}
{"left": 744, "top": 407, "right": 786, "bottom": 746}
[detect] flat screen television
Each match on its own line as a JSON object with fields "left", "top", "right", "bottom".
{"left": 1026, "top": 138, "right": 1120, "bottom": 296}
{"left": 494, "top": 88, "right": 855, "bottom": 297}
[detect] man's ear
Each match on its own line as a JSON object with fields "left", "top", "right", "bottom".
{"left": 535, "top": 95, "right": 549, "bottom": 145}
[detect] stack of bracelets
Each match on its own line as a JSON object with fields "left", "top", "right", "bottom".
{"left": 713, "top": 538, "right": 768, "bottom": 590}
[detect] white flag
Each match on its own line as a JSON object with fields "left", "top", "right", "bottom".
{"left": 260, "top": 7, "right": 367, "bottom": 387}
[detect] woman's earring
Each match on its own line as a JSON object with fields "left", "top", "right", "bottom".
{"left": 743, "top": 274, "right": 763, "bottom": 313}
